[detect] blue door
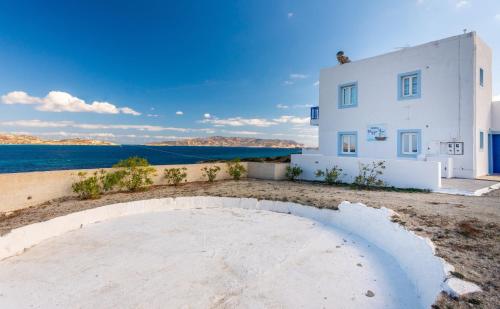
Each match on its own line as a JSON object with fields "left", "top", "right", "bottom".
{"left": 493, "top": 134, "right": 500, "bottom": 174}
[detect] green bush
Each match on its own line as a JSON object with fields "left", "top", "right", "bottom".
{"left": 113, "top": 156, "right": 156, "bottom": 191}
{"left": 285, "top": 165, "right": 303, "bottom": 181}
{"left": 164, "top": 167, "right": 188, "bottom": 186}
{"left": 227, "top": 159, "right": 247, "bottom": 180}
{"left": 201, "top": 165, "right": 221, "bottom": 182}
{"left": 315, "top": 166, "right": 343, "bottom": 185}
{"left": 72, "top": 169, "right": 124, "bottom": 199}
{"left": 353, "top": 160, "right": 386, "bottom": 188}
{"left": 72, "top": 171, "right": 102, "bottom": 199}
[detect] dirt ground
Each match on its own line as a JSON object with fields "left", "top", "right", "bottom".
{"left": 1, "top": 179, "right": 499, "bottom": 308}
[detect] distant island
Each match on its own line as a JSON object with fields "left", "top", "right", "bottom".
{"left": 0, "top": 133, "right": 117, "bottom": 146}
{"left": 146, "top": 136, "right": 303, "bottom": 148}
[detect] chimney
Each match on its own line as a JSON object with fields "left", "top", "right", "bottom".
{"left": 336, "top": 51, "right": 351, "bottom": 65}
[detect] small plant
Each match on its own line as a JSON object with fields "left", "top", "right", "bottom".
{"left": 227, "top": 158, "right": 247, "bottom": 180}
{"left": 353, "top": 160, "right": 386, "bottom": 188}
{"left": 100, "top": 169, "right": 127, "bottom": 192}
{"left": 285, "top": 165, "right": 303, "bottom": 181}
{"left": 113, "top": 156, "right": 156, "bottom": 191}
{"left": 164, "top": 167, "right": 188, "bottom": 186}
{"left": 72, "top": 169, "right": 125, "bottom": 200}
{"left": 315, "top": 166, "right": 343, "bottom": 185}
{"left": 72, "top": 171, "right": 102, "bottom": 199}
{"left": 201, "top": 165, "right": 221, "bottom": 182}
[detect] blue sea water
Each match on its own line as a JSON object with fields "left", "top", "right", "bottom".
{"left": 0, "top": 145, "right": 301, "bottom": 174}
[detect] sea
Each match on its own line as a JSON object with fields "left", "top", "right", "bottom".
{"left": 0, "top": 145, "right": 301, "bottom": 174}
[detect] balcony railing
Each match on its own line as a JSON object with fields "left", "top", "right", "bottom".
{"left": 310, "top": 106, "right": 319, "bottom": 126}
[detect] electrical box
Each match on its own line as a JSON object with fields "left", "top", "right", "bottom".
{"left": 446, "top": 142, "right": 464, "bottom": 155}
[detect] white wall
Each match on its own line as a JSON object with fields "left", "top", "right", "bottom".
{"left": 473, "top": 35, "right": 493, "bottom": 177}
{"left": 0, "top": 162, "right": 289, "bottom": 213}
{"left": 292, "top": 154, "right": 441, "bottom": 190}
{"left": 317, "top": 33, "right": 482, "bottom": 178}
{"left": 492, "top": 101, "right": 500, "bottom": 131}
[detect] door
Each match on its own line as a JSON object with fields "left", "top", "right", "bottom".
{"left": 493, "top": 134, "right": 500, "bottom": 174}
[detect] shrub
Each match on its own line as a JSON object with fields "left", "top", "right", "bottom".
{"left": 227, "top": 159, "right": 247, "bottom": 180}
{"left": 113, "top": 156, "right": 156, "bottom": 191}
{"left": 285, "top": 165, "right": 303, "bottom": 181}
{"left": 72, "top": 171, "right": 103, "bottom": 199}
{"left": 315, "top": 166, "right": 343, "bottom": 185}
{"left": 164, "top": 167, "right": 188, "bottom": 186}
{"left": 353, "top": 160, "right": 386, "bottom": 188}
{"left": 100, "top": 170, "right": 127, "bottom": 192}
{"left": 72, "top": 169, "right": 124, "bottom": 199}
{"left": 201, "top": 165, "right": 221, "bottom": 182}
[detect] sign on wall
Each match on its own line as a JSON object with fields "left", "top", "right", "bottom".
{"left": 367, "top": 124, "right": 387, "bottom": 141}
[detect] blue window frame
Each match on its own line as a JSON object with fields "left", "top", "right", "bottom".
{"left": 310, "top": 106, "right": 319, "bottom": 120}
{"left": 479, "top": 131, "right": 484, "bottom": 150}
{"left": 338, "top": 82, "right": 358, "bottom": 108}
{"left": 479, "top": 68, "right": 484, "bottom": 87}
{"left": 397, "top": 70, "right": 421, "bottom": 100}
{"left": 397, "top": 129, "right": 421, "bottom": 158}
{"left": 337, "top": 131, "right": 358, "bottom": 157}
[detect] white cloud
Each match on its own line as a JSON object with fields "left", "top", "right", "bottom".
{"left": 221, "top": 130, "right": 263, "bottom": 135}
{"left": 146, "top": 114, "right": 159, "bottom": 118}
{"left": 283, "top": 80, "right": 294, "bottom": 86}
{"left": 289, "top": 73, "right": 308, "bottom": 80}
{"left": 176, "top": 111, "right": 184, "bottom": 115}
{"left": 455, "top": 0, "right": 470, "bottom": 8}
{"left": 495, "top": 13, "right": 500, "bottom": 21}
{"left": 313, "top": 80, "right": 319, "bottom": 87}
{"left": 272, "top": 115, "right": 310, "bottom": 125}
{"left": 276, "top": 104, "right": 289, "bottom": 109}
{"left": 0, "top": 119, "right": 208, "bottom": 133}
{"left": 204, "top": 113, "right": 211, "bottom": 118}
{"left": 1, "top": 91, "right": 40, "bottom": 104}
{"left": 119, "top": 107, "right": 141, "bottom": 116}
{"left": 1, "top": 91, "right": 140, "bottom": 116}
{"left": 287, "top": 12, "right": 294, "bottom": 18}
{"left": 201, "top": 117, "right": 278, "bottom": 127}
{"left": 493, "top": 94, "right": 500, "bottom": 102}
{"left": 292, "top": 104, "right": 313, "bottom": 108}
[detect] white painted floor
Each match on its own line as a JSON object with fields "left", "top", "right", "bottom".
{"left": 0, "top": 208, "right": 421, "bottom": 308}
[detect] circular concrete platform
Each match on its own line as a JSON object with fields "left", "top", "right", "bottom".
{"left": 0, "top": 207, "right": 421, "bottom": 308}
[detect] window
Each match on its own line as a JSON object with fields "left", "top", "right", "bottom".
{"left": 338, "top": 82, "right": 358, "bottom": 108}
{"left": 397, "top": 129, "right": 421, "bottom": 158}
{"left": 398, "top": 70, "right": 421, "bottom": 100}
{"left": 310, "top": 106, "right": 319, "bottom": 120}
{"left": 479, "top": 68, "right": 484, "bottom": 87}
{"left": 479, "top": 131, "right": 484, "bottom": 150}
{"left": 337, "top": 131, "right": 357, "bottom": 157}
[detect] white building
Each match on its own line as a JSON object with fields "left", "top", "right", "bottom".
{"left": 293, "top": 32, "right": 500, "bottom": 190}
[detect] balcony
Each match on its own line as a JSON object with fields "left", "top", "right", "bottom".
{"left": 310, "top": 106, "right": 319, "bottom": 126}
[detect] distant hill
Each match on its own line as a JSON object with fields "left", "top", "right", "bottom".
{"left": 146, "top": 136, "right": 303, "bottom": 148}
{"left": 0, "top": 133, "right": 117, "bottom": 146}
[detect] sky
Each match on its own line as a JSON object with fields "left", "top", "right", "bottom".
{"left": 0, "top": 0, "right": 499, "bottom": 147}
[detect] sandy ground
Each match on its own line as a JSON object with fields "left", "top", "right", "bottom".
{"left": 0, "top": 208, "right": 421, "bottom": 308}
{"left": 1, "top": 179, "right": 499, "bottom": 308}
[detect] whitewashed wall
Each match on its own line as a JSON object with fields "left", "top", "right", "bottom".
{"left": 0, "top": 162, "right": 289, "bottom": 213}
{"left": 292, "top": 154, "right": 441, "bottom": 190}
{"left": 317, "top": 32, "right": 489, "bottom": 179}
{"left": 473, "top": 35, "right": 493, "bottom": 177}
{"left": 492, "top": 101, "right": 500, "bottom": 131}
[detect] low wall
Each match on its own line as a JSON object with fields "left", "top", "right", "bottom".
{"left": 292, "top": 154, "right": 441, "bottom": 190}
{"left": 0, "top": 197, "right": 480, "bottom": 307}
{"left": 0, "top": 162, "right": 289, "bottom": 213}
{"left": 246, "top": 162, "right": 289, "bottom": 180}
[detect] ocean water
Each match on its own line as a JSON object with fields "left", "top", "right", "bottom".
{"left": 0, "top": 145, "right": 301, "bottom": 174}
